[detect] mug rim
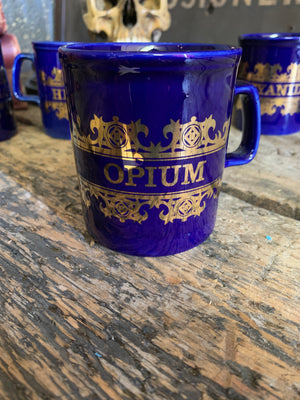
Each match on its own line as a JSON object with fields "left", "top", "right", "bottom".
{"left": 58, "top": 42, "right": 242, "bottom": 59}
{"left": 239, "top": 33, "right": 300, "bottom": 44}
{"left": 33, "top": 41, "right": 69, "bottom": 50}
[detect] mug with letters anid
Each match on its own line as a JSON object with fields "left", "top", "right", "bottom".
{"left": 59, "top": 42, "right": 261, "bottom": 256}
{"left": 234, "top": 33, "right": 300, "bottom": 135}
{"left": 13, "top": 41, "right": 70, "bottom": 139}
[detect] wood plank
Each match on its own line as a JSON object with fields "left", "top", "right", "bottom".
{"left": 223, "top": 127, "right": 300, "bottom": 220}
{"left": 0, "top": 112, "right": 83, "bottom": 233}
{"left": 0, "top": 171, "right": 299, "bottom": 400}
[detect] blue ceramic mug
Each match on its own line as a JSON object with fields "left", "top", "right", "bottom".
{"left": 0, "top": 43, "right": 17, "bottom": 141}
{"left": 12, "top": 41, "right": 70, "bottom": 139}
{"left": 234, "top": 33, "right": 300, "bottom": 135}
{"left": 59, "top": 43, "right": 260, "bottom": 256}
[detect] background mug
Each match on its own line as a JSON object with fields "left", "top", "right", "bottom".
{"left": 0, "top": 42, "right": 17, "bottom": 141}
{"left": 59, "top": 43, "right": 261, "bottom": 256}
{"left": 12, "top": 41, "right": 70, "bottom": 139}
{"left": 234, "top": 33, "right": 300, "bottom": 135}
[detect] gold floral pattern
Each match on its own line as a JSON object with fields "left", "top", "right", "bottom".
{"left": 72, "top": 115, "right": 230, "bottom": 160}
{"left": 78, "top": 175, "right": 221, "bottom": 224}
{"left": 40, "top": 67, "right": 64, "bottom": 87}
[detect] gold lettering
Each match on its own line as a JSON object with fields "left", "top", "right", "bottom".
{"left": 263, "top": 84, "right": 276, "bottom": 96}
{"left": 253, "top": 83, "right": 267, "bottom": 96}
{"left": 145, "top": 167, "right": 157, "bottom": 187}
{"left": 159, "top": 165, "right": 181, "bottom": 187}
{"left": 259, "top": 84, "right": 300, "bottom": 97}
{"left": 52, "top": 88, "right": 66, "bottom": 101}
{"left": 255, "top": 83, "right": 300, "bottom": 97}
{"left": 104, "top": 163, "right": 124, "bottom": 184}
{"left": 276, "top": 84, "right": 290, "bottom": 96}
{"left": 293, "top": 84, "right": 300, "bottom": 95}
{"left": 182, "top": 161, "right": 206, "bottom": 185}
{"left": 125, "top": 166, "right": 145, "bottom": 186}
{"left": 104, "top": 161, "right": 209, "bottom": 187}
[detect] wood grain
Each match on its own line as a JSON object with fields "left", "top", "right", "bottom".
{"left": 0, "top": 171, "right": 299, "bottom": 400}
{"left": 0, "top": 106, "right": 298, "bottom": 399}
{"left": 1, "top": 108, "right": 83, "bottom": 232}
{"left": 223, "top": 127, "right": 300, "bottom": 220}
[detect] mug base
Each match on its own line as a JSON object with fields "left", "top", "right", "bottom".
{"left": 0, "top": 128, "right": 17, "bottom": 141}
{"left": 41, "top": 111, "right": 71, "bottom": 140}
{"left": 44, "top": 129, "right": 71, "bottom": 140}
{"left": 260, "top": 128, "right": 298, "bottom": 136}
{"left": 88, "top": 228, "right": 211, "bottom": 257}
{"left": 84, "top": 206, "right": 215, "bottom": 257}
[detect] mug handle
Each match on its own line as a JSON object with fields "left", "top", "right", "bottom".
{"left": 225, "top": 80, "right": 261, "bottom": 168}
{"left": 12, "top": 53, "right": 40, "bottom": 105}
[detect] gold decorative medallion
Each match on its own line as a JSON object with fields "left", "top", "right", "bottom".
{"left": 40, "top": 67, "right": 68, "bottom": 120}
{"left": 72, "top": 114, "right": 230, "bottom": 160}
{"left": 238, "top": 62, "right": 300, "bottom": 115}
{"left": 78, "top": 175, "right": 221, "bottom": 224}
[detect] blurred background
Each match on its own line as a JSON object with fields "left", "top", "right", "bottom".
{"left": 2, "top": 0, "right": 54, "bottom": 52}
{"left": 1, "top": 0, "right": 300, "bottom": 50}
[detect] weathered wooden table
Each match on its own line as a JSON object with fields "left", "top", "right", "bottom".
{"left": 0, "top": 105, "right": 299, "bottom": 400}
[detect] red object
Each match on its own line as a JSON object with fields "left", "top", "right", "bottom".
{"left": 0, "top": 0, "right": 27, "bottom": 110}
{"left": 0, "top": 0, "right": 7, "bottom": 35}
{"left": 1, "top": 33, "right": 27, "bottom": 110}
{"left": 1, "top": 33, "right": 20, "bottom": 69}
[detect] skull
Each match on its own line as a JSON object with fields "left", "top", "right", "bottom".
{"left": 82, "top": 0, "right": 171, "bottom": 42}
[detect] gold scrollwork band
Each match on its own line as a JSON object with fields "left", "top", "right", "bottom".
{"left": 72, "top": 114, "right": 230, "bottom": 160}
{"left": 78, "top": 175, "right": 221, "bottom": 224}
{"left": 40, "top": 67, "right": 68, "bottom": 120}
{"left": 238, "top": 62, "right": 300, "bottom": 116}
{"left": 44, "top": 100, "right": 67, "bottom": 120}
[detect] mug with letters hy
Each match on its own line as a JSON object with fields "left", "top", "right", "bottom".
{"left": 12, "top": 41, "right": 70, "bottom": 139}
{"left": 59, "top": 43, "right": 261, "bottom": 256}
{"left": 234, "top": 33, "right": 300, "bottom": 135}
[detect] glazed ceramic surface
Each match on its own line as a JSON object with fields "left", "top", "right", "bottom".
{"left": 59, "top": 43, "right": 260, "bottom": 256}
{"left": 0, "top": 43, "right": 17, "bottom": 141}
{"left": 12, "top": 41, "right": 70, "bottom": 139}
{"left": 236, "top": 33, "right": 300, "bottom": 135}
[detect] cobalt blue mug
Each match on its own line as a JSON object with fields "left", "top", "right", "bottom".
{"left": 0, "top": 42, "right": 17, "bottom": 141}
{"left": 234, "top": 33, "right": 300, "bottom": 135}
{"left": 59, "top": 43, "right": 260, "bottom": 256}
{"left": 12, "top": 41, "right": 70, "bottom": 139}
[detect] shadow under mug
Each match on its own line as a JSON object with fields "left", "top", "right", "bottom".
{"left": 234, "top": 33, "right": 300, "bottom": 135}
{"left": 12, "top": 41, "right": 70, "bottom": 139}
{"left": 59, "top": 42, "right": 261, "bottom": 257}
